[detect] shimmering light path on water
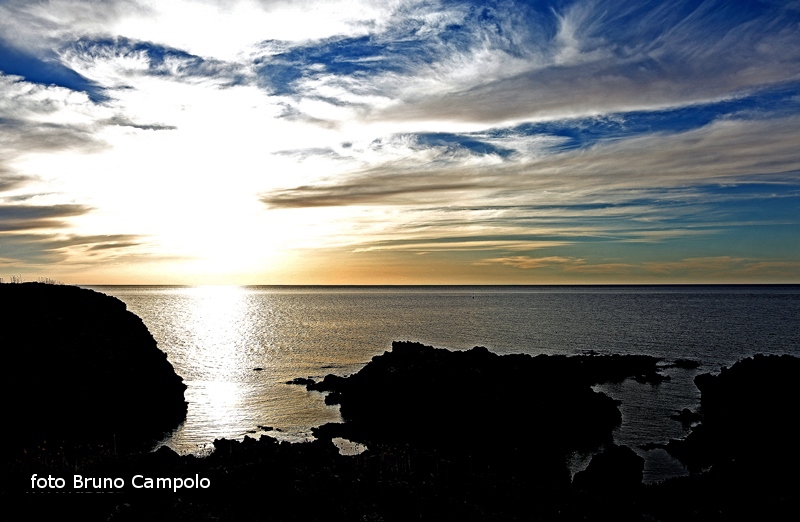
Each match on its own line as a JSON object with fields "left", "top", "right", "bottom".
{"left": 90, "top": 285, "right": 800, "bottom": 481}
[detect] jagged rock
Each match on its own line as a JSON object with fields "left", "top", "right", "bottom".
{"left": 639, "top": 442, "right": 666, "bottom": 451}
{"left": 669, "top": 408, "right": 702, "bottom": 427}
{"left": 673, "top": 358, "right": 701, "bottom": 369}
{"left": 307, "top": 341, "right": 664, "bottom": 490}
{"left": 634, "top": 371, "right": 671, "bottom": 384}
{"left": 286, "top": 377, "right": 315, "bottom": 385}
{"left": 667, "top": 354, "right": 800, "bottom": 473}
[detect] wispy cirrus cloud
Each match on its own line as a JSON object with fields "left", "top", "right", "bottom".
{"left": 0, "top": 232, "right": 144, "bottom": 265}
{"left": 375, "top": 0, "right": 800, "bottom": 124}
{"left": 473, "top": 255, "right": 800, "bottom": 281}
{"left": 0, "top": 73, "right": 106, "bottom": 163}
{"left": 476, "top": 255, "right": 583, "bottom": 270}
{"left": 0, "top": 171, "right": 27, "bottom": 193}
{"left": 262, "top": 111, "right": 800, "bottom": 209}
{"left": 250, "top": 0, "right": 800, "bottom": 129}
{"left": 99, "top": 115, "right": 177, "bottom": 131}
{"left": 60, "top": 36, "right": 251, "bottom": 88}
{"left": 0, "top": 204, "right": 90, "bottom": 232}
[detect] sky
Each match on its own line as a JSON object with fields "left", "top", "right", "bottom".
{"left": 1, "top": 0, "right": 799, "bottom": 285}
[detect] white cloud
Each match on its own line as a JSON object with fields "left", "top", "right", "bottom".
{"left": 0, "top": 0, "right": 420, "bottom": 59}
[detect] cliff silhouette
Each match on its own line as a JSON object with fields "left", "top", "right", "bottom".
{"left": 0, "top": 283, "right": 187, "bottom": 456}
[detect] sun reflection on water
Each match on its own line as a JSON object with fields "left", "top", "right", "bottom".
{"left": 168, "top": 287, "right": 252, "bottom": 450}
{"left": 156, "top": 285, "right": 342, "bottom": 453}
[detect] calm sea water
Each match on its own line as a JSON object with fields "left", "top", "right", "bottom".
{"left": 87, "top": 285, "right": 800, "bottom": 482}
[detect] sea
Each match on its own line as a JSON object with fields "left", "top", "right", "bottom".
{"left": 87, "top": 285, "right": 800, "bottom": 483}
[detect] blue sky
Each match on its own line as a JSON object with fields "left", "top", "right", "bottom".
{"left": 1, "top": 0, "right": 799, "bottom": 284}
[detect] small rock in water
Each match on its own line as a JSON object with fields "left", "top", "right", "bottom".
{"left": 634, "top": 372, "right": 671, "bottom": 384}
{"left": 673, "top": 358, "right": 701, "bottom": 369}
{"left": 286, "top": 377, "right": 315, "bottom": 385}
{"left": 669, "top": 408, "right": 702, "bottom": 427}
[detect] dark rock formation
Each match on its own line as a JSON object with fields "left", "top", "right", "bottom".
{"left": 666, "top": 354, "right": 800, "bottom": 473}
{"left": 673, "top": 358, "right": 701, "bottom": 369}
{"left": 573, "top": 444, "right": 644, "bottom": 492}
{"left": 0, "top": 283, "right": 187, "bottom": 454}
{"left": 285, "top": 377, "right": 315, "bottom": 385}
{"left": 308, "top": 343, "right": 660, "bottom": 451}
{"left": 569, "top": 444, "right": 645, "bottom": 520}
{"left": 307, "top": 341, "right": 663, "bottom": 498}
{"left": 669, "top": 408, "right": 702, "bottom": 427}
{"left": 633, "top": 371, "right": 671, "bottom": 384}
{"left": 652, "top": 354, "right": 800, "bottom": 521}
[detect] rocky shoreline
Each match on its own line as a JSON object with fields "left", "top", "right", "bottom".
{"left": 1, "top": 284, "right": 798, "bottom": 520}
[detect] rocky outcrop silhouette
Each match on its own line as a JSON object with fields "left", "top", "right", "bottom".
{"left": 666, "top": 354, "right": 800, "bottom": 473}
{"left": 650, "top": 354, "right": 800, "bottom": 521}
{"left": 308, "top": 343, "right": 664, "bottom": 481}
{"left": 0, "top": 283, "right": 187, "bottom": 454}
{"left": 669, "top": 407, "right": 702, "bottom": 427}
{"left": 568, "top": 444, "right": 645, "bottom": 521}
{"left": 573, "top": 444, "right": 644, "bottom": 493}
